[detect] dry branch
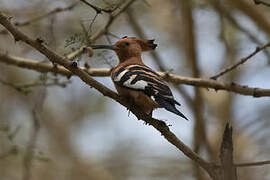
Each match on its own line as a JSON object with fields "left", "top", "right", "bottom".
{"left": 126, "top": 8, "right": 194, "bottom": 110}
{"left": 79, "top": 0, "right": 116, "bottom": 13}
{"left": 219, "top": 123, "right": 237, "bottom": 180}
{"left": 66, "top": 0, "right": 137, "bottom": 60}
{"left": 0, "top": 76, "right": 70, "bottom": 94}
{"left": 235, "top": 160, "right": 270, "bottom": 167}
{"left": 179, "top": 1, "right": 208, "bottom": 179}
{"left": 210, "top": 0, "right": 270, "bottom": 61}
{"left": 211, "top": 42, "right": 270, "bottom": 80}
{"left": 227, "top": 0, "right": 270, "bottom": 36}
{"left": 1, "top": 52, "right": 270, "bottom": 97}
{"left": 254, "top": 0, "right": 270, "bottom": 7}
{"left": 0, "top": 2, "right": 78, "bottom": 35}
{"left": 0, "top": 11, "right": 216, "bottom": 179}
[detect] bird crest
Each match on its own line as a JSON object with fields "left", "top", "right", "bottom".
{"left": 120, "top": 36, "right": 157, "bottom": 51}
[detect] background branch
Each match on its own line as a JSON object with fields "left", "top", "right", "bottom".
{"left": 1, "top": 1, "right": 270, "bottom": 178}
{"left": 235, "top": 160, "right": 270, "bottom": 167}
{"left": 0, "top": 2, "right": 78, "bottom": 35}
{"left": 1, "top": 52, "right": 270, "bottom": 97}
{"left": 66, "top": 0, "right": 137, "bottom": 60}
{"left": 0, "top": 11, "right": 217, "bottom": 179}
{"left": 254, "top": 0, "right": 270, "bottom": 7}
{"left": 211, "top": 42, "right": 270, "bottom": 80}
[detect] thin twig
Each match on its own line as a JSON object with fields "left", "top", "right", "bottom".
{"left": 0, "top": 77, "right": 70, "bottom": 94}
{"left": 210, "top": 0, "right": 270, "bottom": 61}
{"left": 22, "top": 79, "right": 46, "bottom": 180}
{"left": 79, "top": 0, "right": 116, "bottom": 13}
{"left": 226, "top": 0, "right": 270, "bottom": 37}
{"left": 211, "top": 42, "right": 270, "bottom": 80}
{"left": 254, "top": 0, "right": 270, "bottom": 7}
{"left": 0, "top": 2, "right": 78, "bottom": 35}
{"left": 66, "top": 0, "right": 137, "bottom": 60}
{"left": 87, "top": 13, "right": 99, "bottom": 36}
{"left": 235, "top": 160, "right": 270, "bottom": 167}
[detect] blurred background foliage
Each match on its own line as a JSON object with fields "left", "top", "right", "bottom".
{"left": 0, "top": 0, "right": 270, "bottom": 179}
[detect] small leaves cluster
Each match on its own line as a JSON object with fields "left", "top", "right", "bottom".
{"left": 64, "top": 33, "right": 85, "bottom": 48}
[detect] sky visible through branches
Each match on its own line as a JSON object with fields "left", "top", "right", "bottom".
{"left": 0, "top": 0, "right": 270, "bottom": 180}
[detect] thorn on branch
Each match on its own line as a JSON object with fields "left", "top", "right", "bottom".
{"left": 253, "top": 88, "right": 260, "bottom": 97}
{"left": 71, "top": 61, "right": 78, "bottom": 68}
{"left": 13, "top": 35, "right": 21, "bottom": 42}
{"left": 36, "top": 37, "right": 44, "bottom": 44}
{"left": 255, "top": 46, "right": 260, "bottom": 51}
{"left": 52, "top": 63, "right": 58, "bottom": 69}
{"left": 157, "top": 119, "right": 169, "bottom": 130}
{"left": 84, "top": 62, "right": 90, "bottom": 69}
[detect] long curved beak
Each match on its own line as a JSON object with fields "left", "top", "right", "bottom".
{"left": 90, "top": 45, "right": 119, "bottom": 50}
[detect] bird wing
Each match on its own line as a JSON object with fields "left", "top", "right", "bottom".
{"left": 113, "top": 64, "right": 188, "bottom": 120}
{"left": 112, "top": 64, "right": 180, "bottom": 106}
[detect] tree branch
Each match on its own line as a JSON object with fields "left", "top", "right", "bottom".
{"left": 0, "top": 11, "right": 216, "bottom": 179}
{"left": 210, "top": 0, "right": 270, "bottom": 62}
{"left": 66, "top": 0, "right": 137, "bottom": 60}
{"left": 126, "top": 7, "right": 194, "bottom": 112}
{"left": 219, "top": 123, "right": 237, "bottom": 180}
{"left": 1, "top": 52, "right": 270, "bottom": 97}
{"left": 227, "top": 0, "right": 270, "bottom": 36}
{"left": 22, "top": 86, "right": 45, "bottom": 180}
{"left": 179, "top": 1, "right": 209, "bottom": 179}
{"left": 79, "top": 0, "right": 116, "bottom": 14}
{"left": 235, "top": 160, "right": 270, "bottom": 167}
{"left": 254, "top": 0, "right": 270, "bottom": 7}
{"left": 0, "top": 77, "right": 70, "bottom": 94}
{"left": 211, "top": 42, "right": 270, "bottom": 80}
{"left": 0, "top": 2, "right": 78, "bottom": 35}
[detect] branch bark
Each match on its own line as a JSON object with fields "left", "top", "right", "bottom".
{"left": 178, "top": 1, "right": 208, "bottom": 179}
{"left": 0, "top": 2, "right": 78, "bottom": 35}
{"left": 227, "top": 0, "right": 270, "bottom": 36}
{"left": 235, "top": 160, "right": 270, "bottom": 167}
{"left": 211, "top": 42, "right": 270, "bottom": 80}
{"left": 1, "top": 52, "right": 270, "bottom": 97}
{"left": 219, "top": 123, "right": 237, "bottom": 180}
{"left": 0, "top": 11, "right": 217, "bottom": 179}
{"left": 66, "top": 0, "right": 137, "bottom": 60}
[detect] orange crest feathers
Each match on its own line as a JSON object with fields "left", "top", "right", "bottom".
{"left": 136, "top": 39, "right": 157, "bottom": 51}
{"left": 121, "top": 36, "right": 157, "bottom": 51}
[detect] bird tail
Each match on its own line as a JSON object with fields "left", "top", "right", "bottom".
{"left": 164, "top": 104, "right": 188, "bottom": 121}
{"left": 155, "top": 97, "right": 188, "bottom": 120}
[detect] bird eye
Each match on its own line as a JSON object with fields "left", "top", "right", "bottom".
{"left": 124, "top": 41, "right": 130, "bottom": 46}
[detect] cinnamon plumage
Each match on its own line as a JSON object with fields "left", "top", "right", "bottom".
{"left": 91, "top": 37, "right": 187, "bottom": 120}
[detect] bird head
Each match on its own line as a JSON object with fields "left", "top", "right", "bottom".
{"left": 91, "top": 37, "right": 157, "bottom": 62}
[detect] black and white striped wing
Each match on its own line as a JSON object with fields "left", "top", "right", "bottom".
{"left": 113, "top": 64, "right": 180, "bottom": 106}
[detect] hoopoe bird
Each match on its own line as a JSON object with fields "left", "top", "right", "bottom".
{"left": 91, "top": 37, "right": 188, "bottom": 120}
